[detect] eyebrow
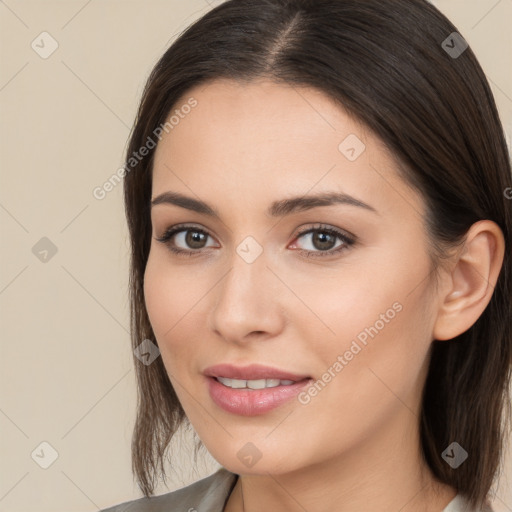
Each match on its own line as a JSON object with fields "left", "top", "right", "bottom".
{"left": 150, "top": 190, "right": 378, "bottom": 218}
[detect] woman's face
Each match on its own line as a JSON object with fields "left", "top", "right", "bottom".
{"left": 144, "top": 79, "right": 442, "bottom": 475}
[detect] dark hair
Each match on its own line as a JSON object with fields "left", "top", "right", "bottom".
{"left": 123, "top": 0, "right": 512, "bottom": 507}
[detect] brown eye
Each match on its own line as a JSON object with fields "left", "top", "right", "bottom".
{"left": 310, "top": 231, "right": 338, "bottom": 251}
{"left": 290, "top": 224, "right": 356, "bottom": 259}
{"left": 184, "top": 230, "right": 208, "bottom": 249}
{"left": 156, "top": 225, "right": 218, "bottom": 255}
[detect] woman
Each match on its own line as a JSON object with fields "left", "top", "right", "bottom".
{"left": 101, "top": 0, "right": 511, "bottom": 510}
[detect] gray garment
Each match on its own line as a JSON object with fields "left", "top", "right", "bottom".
{"left": 100, "top": 468, "right": 237, "bottom": 512}
{"left": 100, "top": 468, "right": 494, "bottom": 512}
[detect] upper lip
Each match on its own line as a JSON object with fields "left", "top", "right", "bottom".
{"left": 203, "top": 363, "right": 310, "bottom": 382}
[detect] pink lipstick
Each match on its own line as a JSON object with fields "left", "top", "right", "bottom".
{"left": 204, "top": 364, "right": 312, "bottom": 416}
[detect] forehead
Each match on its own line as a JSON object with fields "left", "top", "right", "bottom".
{"left": 151, "top": 79, "right": 423, "bottom": 219}
{"left": 155, "top": 78, "right": 361, "bottom": 165}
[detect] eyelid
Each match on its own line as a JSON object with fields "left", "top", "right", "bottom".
{"left": 292, "top": 223, "right": 356, "bottom": 245}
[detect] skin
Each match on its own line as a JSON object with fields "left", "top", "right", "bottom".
{"left": 144, "top": 79, "right": 504, "bottom": 512}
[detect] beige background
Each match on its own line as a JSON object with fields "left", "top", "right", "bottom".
{"left": 0, "top": 1, "right": 511, "bottom": 511}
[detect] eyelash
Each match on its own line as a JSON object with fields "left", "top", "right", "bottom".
{"left": 155, "top": 223, "right": 356, "bottom": 259}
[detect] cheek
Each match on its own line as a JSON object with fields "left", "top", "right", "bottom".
{"left": 143, "top": 251, "right": 198, "bottom": 360}
{"left": 283, "top": 291, "right": 433, "bottom": 470}
{"left": 288, "top": 244, "right": 432, "bottom": 356}
{"left": 293, "top": 240, "right": 435, "bottom": 390}
{"left": 295, "top": 255, "right": 435, "bottom": 430}
{"left": 143, "top": 248, "right": 222, "bottom": 385}
{"left": 143, "top": 253, "right": 172, "bottom": 338}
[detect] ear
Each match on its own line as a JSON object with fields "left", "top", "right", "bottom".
{"left": 433, "top": 220, "right": 505, "bottom": 341}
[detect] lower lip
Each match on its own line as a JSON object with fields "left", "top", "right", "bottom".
{"left": 206, "top": 376, "right": 312, "bottom": 416}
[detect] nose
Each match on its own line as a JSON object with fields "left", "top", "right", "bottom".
{"left": 208, "top": 246, "right": 285, "bottom": 345}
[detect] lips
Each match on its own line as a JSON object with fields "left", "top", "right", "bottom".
{"left": 203, "top": 363, "right": 310, "bottom": 382}
{"left": 204, "top": 363, "right": 312, "bottom": 416}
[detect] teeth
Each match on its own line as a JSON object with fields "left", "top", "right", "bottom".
{"left": 247, "top": 379, "right": 266, "bottom": 389}
{"left": 216, "top": 377, "right": 296, "bottom": 389}
{"left": 226, "top": 378, "right": 245, "bottom": 389}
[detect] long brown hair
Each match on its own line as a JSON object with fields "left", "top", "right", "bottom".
{"left": 123, "top": 0, "right": 512, "bottom": 507}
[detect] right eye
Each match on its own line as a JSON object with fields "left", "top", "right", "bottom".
{"left": 155, "top": 224, "right": 219, "bottom": 256}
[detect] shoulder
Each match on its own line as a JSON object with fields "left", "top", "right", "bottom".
{"left": 100, "top": 467, "right": 238, "bottom": 512}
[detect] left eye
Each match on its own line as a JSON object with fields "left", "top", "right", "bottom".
{"left": 292, "top": 228, "right": 345, "bottom": 252}
{"left": 289, "top": 225, "right": 355, "bottom": 257}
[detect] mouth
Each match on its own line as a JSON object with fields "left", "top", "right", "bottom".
{"left": 214, "top": 376, "right": 299, "bottom": 389}
{"left": 203, "top": 363, "right": 313, "bottom": 416}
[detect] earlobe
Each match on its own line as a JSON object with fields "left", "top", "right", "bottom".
{"left": 433, "top": 220, "right": 505, "bottom": 341}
